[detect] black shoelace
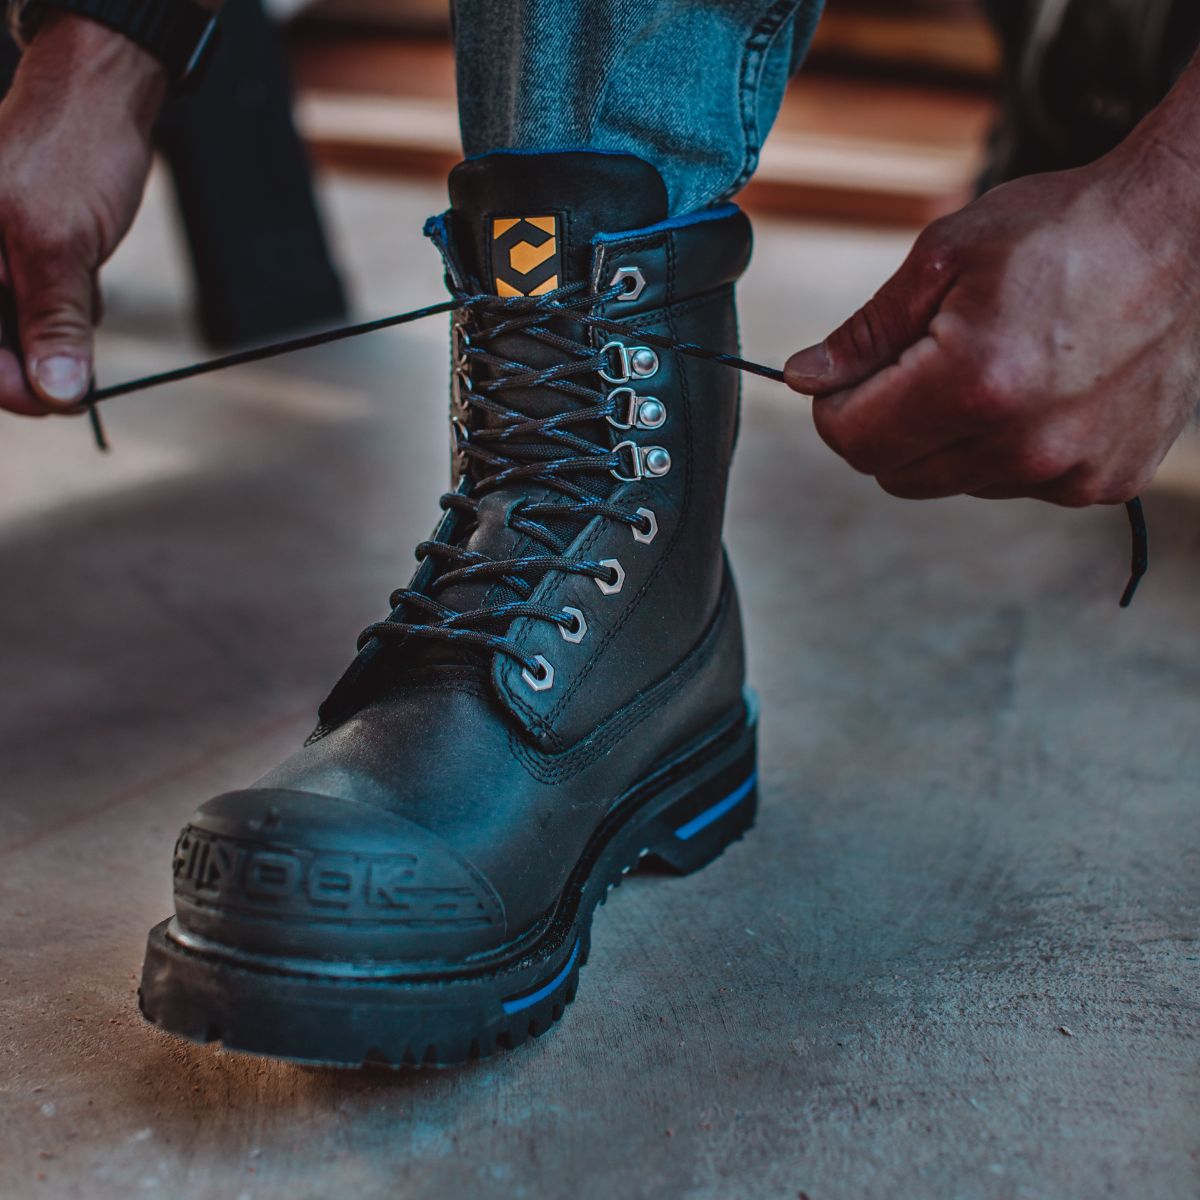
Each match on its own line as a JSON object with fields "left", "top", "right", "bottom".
{"left": 357, "top": 279, "right": 660, "bottom": 671}
{"left": 64, "top": 286, "right": 1147, "bottom": 615}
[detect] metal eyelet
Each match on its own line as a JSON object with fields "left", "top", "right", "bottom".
{"left": 521, "top": 655, "right": 555, "bottom": 692}
{"left": 632, "top": 507, "right": 658, "bottom": 544}
{"left": 596, "top": 559, "right": 625, "bottom": 595}
{"left": 606, "top": 388, "right": 667, "bottom": 432}
{"left": 610, "top": 265, "right": 646, "bottom": 301}
{"left": 598, "top": 341, "right": 660, "bottom": 384}
{"left": 559, "top": 606, "right": 587, "bottom": 643}
{"left": 610, "top": 441, "right": 672, "bottom": 482}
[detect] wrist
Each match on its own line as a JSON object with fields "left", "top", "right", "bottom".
{"left": 1101, "top": 54, "right": 1200, "bottom": 245}
{"left": 17, "top": 11, "right": 167, "bottom": 127}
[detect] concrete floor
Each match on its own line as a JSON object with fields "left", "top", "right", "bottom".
{"left": 1, "top": 174, "right": 1197, "bottom": 1200}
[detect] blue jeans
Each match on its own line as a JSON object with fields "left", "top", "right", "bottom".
{"left": 452, "top": 0, "right": 825, "bottom": 216}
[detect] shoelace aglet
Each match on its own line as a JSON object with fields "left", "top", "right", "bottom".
{"left": 86, "top": 391, "right": 109, "bottom": 453}
{"left": 1119, "top": 497, "right": 1148, "bottom": 608}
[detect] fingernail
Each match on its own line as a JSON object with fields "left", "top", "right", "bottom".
{"left": 784, "top": 344, "right": 831, "bottom": 384}
{"left": 32, "top": 355, "right": 88, "bottom": 404}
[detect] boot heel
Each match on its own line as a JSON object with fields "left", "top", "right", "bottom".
{"left": 640, "top": 691, "right": 758, "bottom": 880}
{"left": 646, "top": 772, "right": 758, "bottom": 875}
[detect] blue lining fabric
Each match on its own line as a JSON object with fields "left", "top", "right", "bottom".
{"left": 502, "top": 939, "right": 581, "bottom": 1014}
{"left": 673, "top": 772, "right": 757, "bottom": 841}
{"left": 422, "top": 212, "right": 451, "bottom": 242}
{"left": 592, "top": 203, "right": 741, "bottom": 245}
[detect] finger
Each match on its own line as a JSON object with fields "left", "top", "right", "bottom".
{"left": 0, "top": 279, "right": 45, "bottom": 415}
{"left": 785, "top": 221, "right": 959, "bottom": 396}
{"left": 0, "top": 346, "right": 48, "bottom": 417}
{"left": 9, "top": 240, "right": 95, "bottom": 411}
{"left": 811, "top": 334, "right": 979, "bottom": 476}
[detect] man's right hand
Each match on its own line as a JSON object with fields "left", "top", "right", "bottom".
{"left": 0, "top": 12, "right": 165, "bottom": 416}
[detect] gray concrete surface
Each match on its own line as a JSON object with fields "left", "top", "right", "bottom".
{"left": 1, "top": 174, "right": 1197, "bottom": 1200}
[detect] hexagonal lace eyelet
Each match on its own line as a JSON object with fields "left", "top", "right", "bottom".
{"left": 521, "top": 655, "right": 555, "bottom": 692}
{"left": 559, "top": 606, "right": 587, "bottom": 643}
{"left": 610, "top": 265, "right": 646, "bottom": 301}
{"left": 595, "top": 559, "right": 625, "bottom": 595}
{"left": 632, "top": 507, "right": 658, "bottom": 544}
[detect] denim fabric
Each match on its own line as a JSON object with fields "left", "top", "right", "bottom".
{"left": 452, "top": 0, "right": 825, "bottom": 216}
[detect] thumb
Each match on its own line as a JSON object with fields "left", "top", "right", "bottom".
{"left": 10, "top": 240, "right": 95, "bottom": 411}
{"left": 784, "top": 224, "right": 958, "bottom": 397}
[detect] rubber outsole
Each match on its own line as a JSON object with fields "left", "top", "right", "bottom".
{"left": 138, "top": 696, "right": 758, "bottom": 1069}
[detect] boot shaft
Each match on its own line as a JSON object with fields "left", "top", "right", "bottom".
{"left": 326, "top": 152, "right": 752, "bottom": 751}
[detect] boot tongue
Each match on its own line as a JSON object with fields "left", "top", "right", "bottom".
{"left": 447, "top": 151, "right": 668, "bottom": 292}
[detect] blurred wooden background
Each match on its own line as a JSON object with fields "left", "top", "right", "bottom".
{"left": 277, "top": 0, "right": 1200, "bottom": 488}
{"left": 284, "top": 0, "right": 999, "bottom": 227}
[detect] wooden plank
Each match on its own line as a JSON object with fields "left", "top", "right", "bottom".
{"left": 810, "top": 9, "right": 1000, "bottom": 79}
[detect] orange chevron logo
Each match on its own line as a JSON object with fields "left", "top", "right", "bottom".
{"left": 491, "top": 215, "right": 561, "bottom": 297}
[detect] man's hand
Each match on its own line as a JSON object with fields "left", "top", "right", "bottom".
{"left": 0, "top": 13, "right": 165, "bottom": 416}
{"left": 785, "top": 89, "right": 1200, "bottom": 507}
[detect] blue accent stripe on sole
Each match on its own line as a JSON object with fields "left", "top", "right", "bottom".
{"left": 672, "top": 772, "right": 757, "bottom": 841}
{"left": 502, "top": 939, "right": 581, "bottom": 1015}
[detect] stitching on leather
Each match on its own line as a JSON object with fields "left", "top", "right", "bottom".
{"left": 509, "top": 577, "right": 732, "bottom": 783}
{"left": 538, "top": 233, "right": 689, "bottom": 729}
{"left": 498, "top": 235, "right": 677, "bottom": 743}
{"left": 498, "top": 486, "right": 612, "bottom": 743}
{"left": 495, "top": 262, "right": 733, "bottom": 744}
{"left": 540, "top": 224, "right": 705, "bottom": 734}
{"left": 660, "top": 287, "right": 733, "bottom": 325}
{"left": 730, "top": 1, "right": 805, "bottom": 199}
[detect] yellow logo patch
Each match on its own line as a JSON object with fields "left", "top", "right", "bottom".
{"left": 491, "top": 215, "right": 561, "bottom": 297}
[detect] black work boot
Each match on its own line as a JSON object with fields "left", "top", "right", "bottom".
{"left": 139, "top": 151, "right": 759, "bottom": 1067}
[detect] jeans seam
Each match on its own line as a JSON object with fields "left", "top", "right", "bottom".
{"left": 729, "top": 0, "right": 804, "bottom": 200}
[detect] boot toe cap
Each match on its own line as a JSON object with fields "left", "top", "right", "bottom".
{"left": 169, "top": 789, "right": 507, "bottom": 965}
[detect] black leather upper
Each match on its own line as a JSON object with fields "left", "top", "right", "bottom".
{"left": 171, "top": 153, "right": 753, "bottom": 967}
